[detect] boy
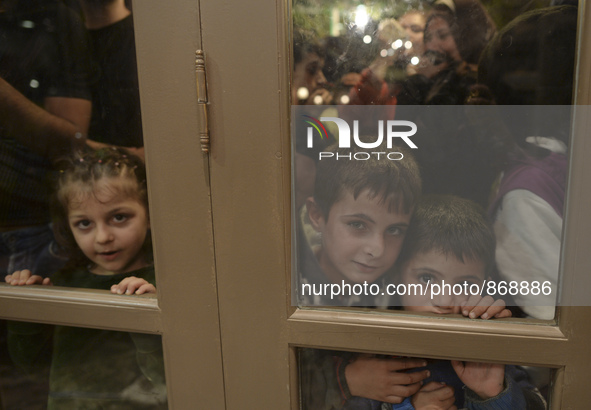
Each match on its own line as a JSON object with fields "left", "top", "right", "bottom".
{"left": 298, "top": 142, "right": 430, "bottom": 409}
{"left": 342, "top": 195, "right": 545, "bottom": 410}
{"left": 298, "top": 142, "right": 421, "bottom": 307}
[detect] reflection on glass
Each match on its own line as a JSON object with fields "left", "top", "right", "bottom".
{"left": 0, "top": 320, "right": 166, "bottom": 409}
{"left": 80, "top": 0, "right": 144, "bottom": 151}
{"left": 299, "top": 347, "right": 550, "bottom": 409}
{"left": 292, "top": 0, "right": 578, "bottom": 320}
{"left": 1, "top": 0, "right": 147, "bottom": 289}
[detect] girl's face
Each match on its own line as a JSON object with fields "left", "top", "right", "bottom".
{"left": 68, "top": 179, "right": 150, "bottom": 276}
{"left": 424, "top": 16, "right": 462, "bottom": 62}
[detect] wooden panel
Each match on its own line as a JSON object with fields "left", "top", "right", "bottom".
{"left": 134, "top": 0, "right": 225, "bottom": 408}
{"left": 0, "top": 284, "right": 161, "bottom": 333}
{"left": 202, "top": 0, "right": 293, "bottom": 406}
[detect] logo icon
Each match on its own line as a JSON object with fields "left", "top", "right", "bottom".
{"left": 304, "top": 116, "right": 417, "bottom": 149}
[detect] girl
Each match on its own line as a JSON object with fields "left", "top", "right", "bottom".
{"left": 5, "top": 148, "right": 166, "bottom": 409}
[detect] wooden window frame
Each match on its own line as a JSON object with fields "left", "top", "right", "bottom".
{"left": 2, "top": 0, "right": 591, "bottom": 408}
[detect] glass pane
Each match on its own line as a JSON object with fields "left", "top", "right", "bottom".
{"left": 1, "top": 1, "right": 152, "bottom": 292}
{"left": 299, "top": 347, "right": 551, "bottom": 409}
{"left": 0, "top": 320, "right": 166, "bottom": 409}
{"left": 292, "top": 1, "right": 578, "bottom": 320}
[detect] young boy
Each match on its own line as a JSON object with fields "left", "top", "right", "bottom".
{"left": 342, "top": 195, "right": 546, "bottom": 410}
{"left": 298, "top": 142, "right": 421, "bottom": 307}
{"left": 298, "top": 142, "right": 432, "bottom": 409}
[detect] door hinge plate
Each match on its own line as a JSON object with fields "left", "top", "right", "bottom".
{"left": 195, "top": 50, "right": 210, "bottom": 153}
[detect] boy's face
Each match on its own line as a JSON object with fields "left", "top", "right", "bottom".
{"left": 308, "top": 189, "right": 411, "bottom": 285}
{"left": 399, "top": 250, "right": 485, "bottom": 314}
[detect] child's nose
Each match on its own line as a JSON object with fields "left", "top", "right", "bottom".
{"left": 95, "top": 224, "right": 114, "bottom": 244}
{"left": 364, "top": 234, "right": 384, "bottom": 258}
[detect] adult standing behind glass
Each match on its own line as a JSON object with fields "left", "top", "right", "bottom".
{"left": 397, "top": 0, "right": 495, "bottom": 105}
{"left": 0, "top": 0, "right": 92, "bottom": 280}
{"left": 349, "top": 0, "right": 495, "bottom": 106}
{"left": 398, "top": 9, "right": 426, "bottom": 76}
{"left": 77, "top": 0, "right": 145, "bottom": 159}
{"left": 0, "top": 1, "right": 92, "bottom": 408}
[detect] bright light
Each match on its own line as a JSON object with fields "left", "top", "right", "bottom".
{"left": 20, "top": 20, "right": 35, "bottom": 29}
{"left": 363, "top": 35, "right": 372, "bottom": 44}
{"left": 340, "top": 95, "right": 350, "bottom": 104}
{"left": 296, "top": 87, "right": 309, "bottom": 100}
{"left": 411, "top": 56, "right": 420, "bottom": 65}
{"left": 355, "top": 5, "right": 369, "bottom": 30}
{"left": 380, "top": 49, "right": 388, "bottom": 57}
{"left": 313, "top": 95, "right": 324, "bottom": 105}
{"left": 405, "top": 41, "right": 412, "bottom": 50}
{"left": 392, "top": 39, "right": 403, "bottom": 49}
{"left": 29, "top": 79, "right": 40, "bottom": 88}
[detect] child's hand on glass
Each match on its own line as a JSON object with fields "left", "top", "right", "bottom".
{"left": 451, "top": 360, "right": 505, "bottom": 400}
{"left": 5, "top": 269, "right": 52, "bottom": 286}
{"left": 411, "top": 381, "right": 457, "bottom": 410}
{"left": 111, "top": 276, "right": 156, "bottom": 295}
{"left": 460, "top": 295, "right": 512, "bottom": 320}
{"left": 345, "top": 354, "right": 430, "bottom": 403}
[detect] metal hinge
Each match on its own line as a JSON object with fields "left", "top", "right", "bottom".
{"left": 195, "top": 50, "right": 210, "bottom": 153}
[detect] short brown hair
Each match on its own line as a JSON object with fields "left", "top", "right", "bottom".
{"left": 396, "top": 194, "right": 496, "bottom": 276}
{"left": 313, "top": 142, "right": 421, "bottom": 219}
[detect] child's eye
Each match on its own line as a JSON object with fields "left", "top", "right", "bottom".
{"left": 112, "top": 214, "right": 128, "bottom": 223}
{"left": 418, "top": 273, "right": 435, "bottom": 284}
{"left": 386, "top": 226, "right": 406, "bottom": 236}
{"left": 347, "top": 221, "right": 366, "bottom": 230}
{"left": 75, "top": 220, "right": 92, "bottom": 230}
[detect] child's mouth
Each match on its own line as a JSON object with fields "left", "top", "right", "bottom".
{"left": 99, "top": 250, "right": 120, "bottom": 261}
{"left": 354, "top": 261, "right": 379, "bottom": 273}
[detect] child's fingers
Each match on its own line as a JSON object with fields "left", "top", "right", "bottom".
{"left": 6, "top": 269, "right": 32, "bottom": 285}
{"left": 382, "top": 376, "right": 431, "bottom": 403}
{"left": 124, "top": 280, "right": 142, "bottom": 295}
{"left": 480, "top": 299, "right": 508, "bottom": 319}
{"left": 41, "top": 277, "right": 53, "bottom": 286}
{"left": 494, "top": 308, "right": 512, "bottom": 318}
{"left": 111, "top": 277, "right": 155, "bottom": 295}
{"left": 111, "top": 276, "right": 137, "bottom": 294}
{"left": 419, "top": 381, "right": 448, "bottom": 393}
{"left": 6, "top": 270, "right": 46, "bottom": 286}
{"left": 462, "top": 296, "right": 505, "bottom": 319}
{"left": 386, "top": 357, "right": 429, "bottom": 372}
{"left": 460, "top": 294, "right": 484, "bottom": 315}
{"left": 417, "top": 383, "right": 455, "bottom": 408}
{"left": 25, "top": 275, "right": 45, "bottom": 285}
{"left": 135, "top": 283, "right": 156, "bottom": 295}
{"left": 383, "top": 381, "right": 424, "bottom": 403}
